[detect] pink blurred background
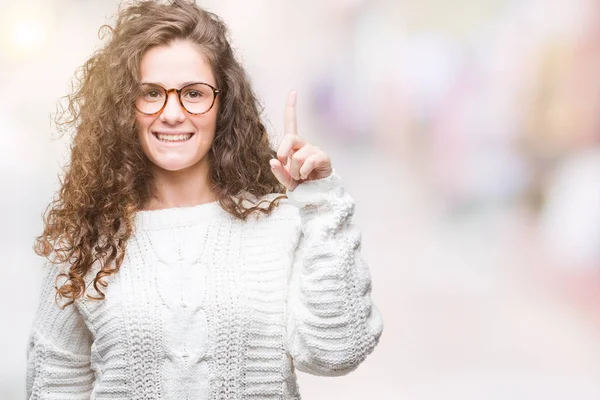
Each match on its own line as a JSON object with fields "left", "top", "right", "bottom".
{"left": 2, "top": 0, "right": 600, "bottom": 398}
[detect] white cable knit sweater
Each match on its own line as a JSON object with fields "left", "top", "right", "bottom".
{"left": 26, "top": 170, "right": 383, "bottom": 399}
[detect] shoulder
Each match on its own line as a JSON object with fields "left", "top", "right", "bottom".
{"left": 239, "top": 192, "right": 301, "bottom": 224}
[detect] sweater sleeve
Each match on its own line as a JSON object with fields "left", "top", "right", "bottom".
{"left": 284, "top": 169, "right": 384, "bottom": 376}
{"left": 26, "top": 263, "right": 95, "bottom": 399}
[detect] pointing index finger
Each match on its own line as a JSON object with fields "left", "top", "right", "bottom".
{"left": 284, "top": 90, "right": 298, "bottom": 136}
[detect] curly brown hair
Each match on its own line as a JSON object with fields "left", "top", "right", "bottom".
{"left": 34, "top": 0, "right": 286, "bottom": 308}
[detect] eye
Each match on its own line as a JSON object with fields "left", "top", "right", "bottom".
{"left": 147, "top": 90, "right": 162, "bottom": 98}
{"left": 186, "top": 90, "right": 203, "bottom": 99}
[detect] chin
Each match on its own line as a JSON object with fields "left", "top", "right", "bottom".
{"left": 152, "top": 158, "right": 200, "bottom": 172}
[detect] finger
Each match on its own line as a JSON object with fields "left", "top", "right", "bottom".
{"left": 270, "top": 159, "right": 298, "bottom": 191}
{"left": 276, "top": 134, "right": 306, "bottom": 166}
{"left": 299, "top": 151, "right": 329, "bottom": 180}
{"left": 284, "top": 90, "right": 298, "bottom": 136}
{"left": 289, "top": 144, "right": 316, "bottom": 180}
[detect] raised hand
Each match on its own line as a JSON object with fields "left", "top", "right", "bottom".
{"left": 269, "top": 90, "right": 333, "bottom": 191}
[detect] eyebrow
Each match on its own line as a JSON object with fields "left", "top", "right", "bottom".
{"left": 140, "top": 80, "right": 209, "bottom": 87}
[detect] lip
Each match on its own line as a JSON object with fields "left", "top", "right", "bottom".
{"left": 151, "top": 131, "right": 195, "bottom": 146}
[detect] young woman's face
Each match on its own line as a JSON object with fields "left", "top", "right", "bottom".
{"left": 135, "top": 40, "right": 219, "bottom": 172}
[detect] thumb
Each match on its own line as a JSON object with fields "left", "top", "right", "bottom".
{"left": 270, "top": 159, "right": 298, "bottom": 191}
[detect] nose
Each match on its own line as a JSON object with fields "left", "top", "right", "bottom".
{"left": 159, "top": 92, "right": 186, "bottom": 125}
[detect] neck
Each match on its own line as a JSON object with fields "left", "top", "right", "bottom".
{"left": 144, "top": 158, "right": 217, "bottom": 211}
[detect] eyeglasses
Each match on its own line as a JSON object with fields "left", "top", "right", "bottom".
{"left": 135, "top": 82, "right": 221, "bottom": 115}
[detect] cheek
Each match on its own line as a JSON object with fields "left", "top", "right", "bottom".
{"left": 192, "top": 113, "right": 218, "bottom": 135}
{"left": 136, "top": 115, "right": 153, "bottom": 137}
{"left": 208, "top": 104, "right": 220, "bottom": 130}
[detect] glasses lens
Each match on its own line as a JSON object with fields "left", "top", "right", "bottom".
{"left": 180, "top": 83, "right": 214, "bottom": 114}
{"left": 136, "top": 85, "right": 166, "bottom": 114}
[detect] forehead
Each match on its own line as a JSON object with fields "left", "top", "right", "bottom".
{"left": 139, "top": 40, "right": 215, "bottom": 87}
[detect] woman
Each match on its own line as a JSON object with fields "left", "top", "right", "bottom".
{"left": 26, "top": 1, "right": 383, "bottom": 398}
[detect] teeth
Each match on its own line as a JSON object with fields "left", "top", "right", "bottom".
{"left": 156, "top": 133, "right": 193, "bottom": 142}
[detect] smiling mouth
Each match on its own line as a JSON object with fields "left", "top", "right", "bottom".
{"left": 152, "top": 132, "right": 195, "bottom": 143}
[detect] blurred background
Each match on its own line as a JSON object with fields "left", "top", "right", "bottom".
{"left": 2, "top": 0, "right": 600, "bottom": 398}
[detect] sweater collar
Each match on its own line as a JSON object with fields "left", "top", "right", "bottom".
{"left": 133, "top": 200, "right": 223, "bottom": 230}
